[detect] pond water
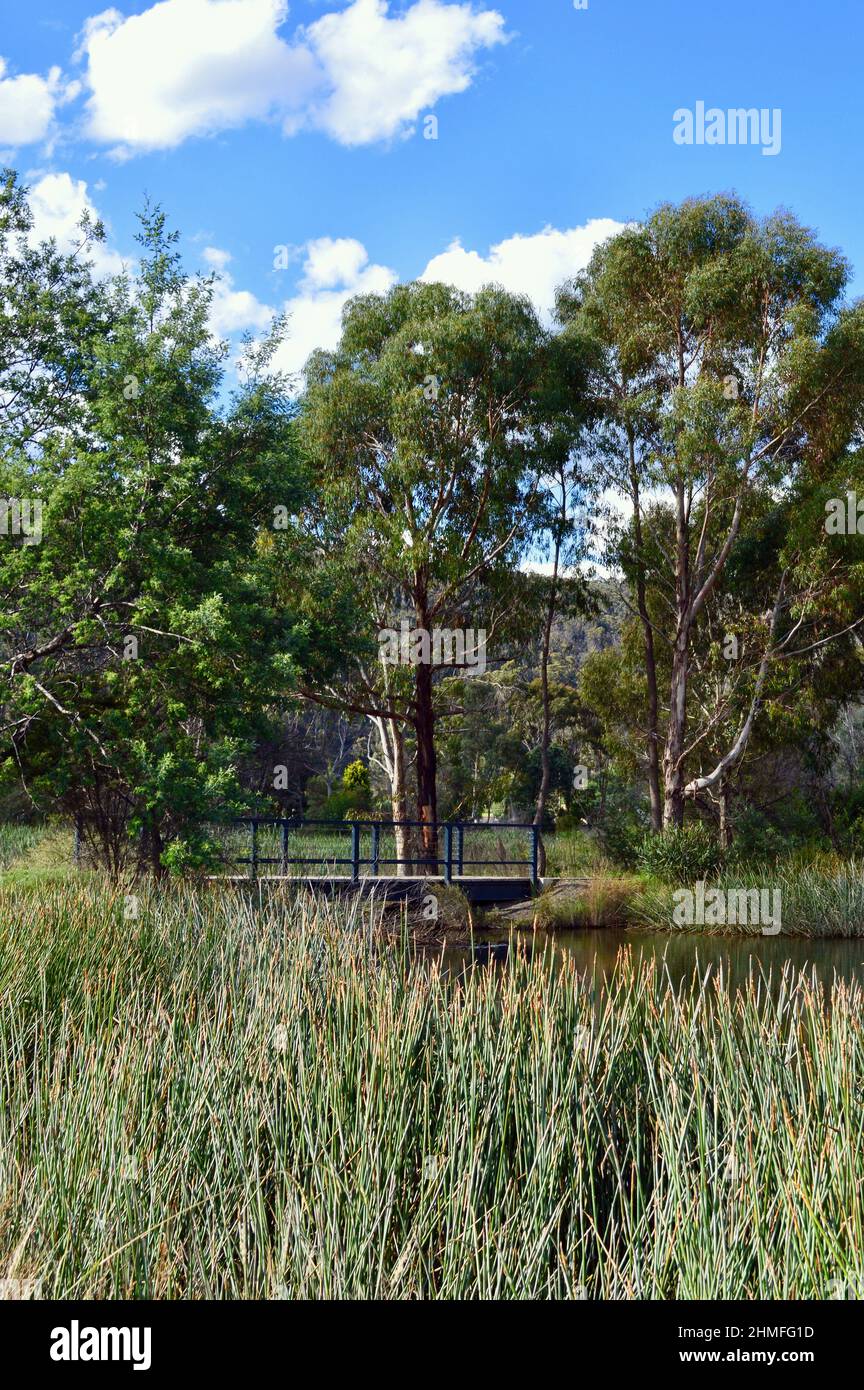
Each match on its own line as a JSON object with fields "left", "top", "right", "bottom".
{"left": 444, "top": 927, "right": 864, "bottom": 993}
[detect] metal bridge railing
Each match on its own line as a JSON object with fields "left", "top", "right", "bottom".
{"left": 212, "top": 817, "right": 540, "bottom": 889}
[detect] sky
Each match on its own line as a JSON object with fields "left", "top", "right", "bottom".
{"left": 1, "top": 0, "right": 862, "bottom": 382}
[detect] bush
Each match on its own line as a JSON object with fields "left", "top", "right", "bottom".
{"left": 342, "top": 760, "right": 371, "bottom": 797}
{"left": 637, "top": 822, "right": 723, "bottom": 883}
{"left": 161, "top": 836, "right": 225, "bottom": 876}
{"left": 319, "top": 760, "right": 374, "bottom": 819}
{"left": 727, "top": 807, "right": 793, "bottom": 868}
{"left": 832, "top": 783, "right": 864, "bottom": 856}
{"left": 600, "top": 818, "right": 643, "bottom": 870}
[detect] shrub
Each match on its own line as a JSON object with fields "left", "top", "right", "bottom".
{"left": 727, "top": 807, "right": 791, "bottom": 867}
{"left": 637, "top": 822, "right": 723, "bottom": 883}
{"left": 600, "top": 817, "right": 643, "bottom": 870}
{"left": 342, "top": 760, "right": 371, "bottom": 797}
{"left": 162, "top": 836, "right": 225, "bottom": 876}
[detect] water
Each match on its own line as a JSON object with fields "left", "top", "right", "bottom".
{"left": 443, "top": 927, "right": 864, "bottom": 993}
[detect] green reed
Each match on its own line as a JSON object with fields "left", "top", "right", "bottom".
{"left": 1, "top": 882, "right": 862, "bottom": 1299}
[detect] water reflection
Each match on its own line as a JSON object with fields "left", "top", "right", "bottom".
{"left": 444, "top": 927, "right": 864, "bottom": 994}
{"left": 471, "top": 940, "right": 524, "bottom": 967}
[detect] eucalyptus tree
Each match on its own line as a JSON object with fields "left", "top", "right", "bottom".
{"left": 559, "top": 195, "right": 864, "bottom": 829}
{"left": 298, "top": 280, "right": 580, "bottom": 863}
{"left": 529, "top": 328, "right": 597, "bottom": 839}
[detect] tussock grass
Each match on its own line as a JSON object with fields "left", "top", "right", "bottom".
{"left": 1, "top": 883, "right": 863, "bottom": 1299}
{"left": 544, "top": 829, "right": 612, "bottom": 877}
{"left": 0, "top": 824, "right": 42, "bottom": 869}
{"left": 0, "top": 823, "right": 78, "bottom": 888}
{"left": 632, "top": 859, "right": 864, "bottom": 937}
{"left": 531, "top": 876, "right": 641, "bottom": 929}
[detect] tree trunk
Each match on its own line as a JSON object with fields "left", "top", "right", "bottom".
{"left": 663, "top": 633, "right": 689, "bottom": 829}
{"left": 663, "top": 478, "right": 691, "bottom": 830}
{"left": 682, "top": 579, "right": 785, "bottom": 807}
{"left": 630, "top": 453, "right": 662, "bottom": 831}
{"left": 140, "top": 818, "right": 164, "bottom": 878}
{"left": 533, "top": 475, "right": 565, "bottom": 878}
{"left": 414, "top": 656, "right": 438, "bottom": 871}
{"left": 389, "top": 723, "right": 413, "bottom": 876}
{"left": 370, "top": 710, "right": 413, "bottom": 876}
{"left": 718, "top": 778, "right": 732, "bottom": 852}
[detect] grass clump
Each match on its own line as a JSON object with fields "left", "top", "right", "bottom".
{"left": 1, "top": 883, "right": 864, "bottom": 1298}
{"left": 631, "top": 858, "right": 864, "bottom": 937}
{"left": 532, "top": 875, "right": 640, "bottom": 929}
{"left": 635, "top": 822, "right": 723, "bottom": 881}
{"left": 0, "top": 823, "right": 79, "bottom": 887}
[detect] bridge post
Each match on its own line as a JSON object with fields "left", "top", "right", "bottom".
{"left": 371, "top": 823, "right": 380, "bottom": 876}
{"left": 444, "top": 823, "right": 453, "bottom": 885}
{"left": 531, "top": 824, "right": 540, "bottom": 890}
{"left": 456, "top": 822, "right": 464, "bottom": 876}
{"left": 249, "top": 819, "right": 258, "bottom": 880}
{"left": 350, "top": 822, "right": 360, "bottom": 883}
{"left": 280, "top": 820, "right": 289, "bottom": 875}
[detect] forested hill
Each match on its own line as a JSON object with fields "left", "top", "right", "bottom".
{"left": 546, "top": 580, "right": 628, "bottom": 683}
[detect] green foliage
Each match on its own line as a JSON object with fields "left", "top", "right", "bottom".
{"left": 295, "top": 278, "right": 582, "bottom": 827}
{"left": 727, "top": 804, "right": 812, "bottom": 867}
{"left": 308, "top": 760, "right": 375, "bottom": 820}
{"left": 0, "top": 179, "right": 306, "bottom": 872}
{"left": 4, "top": 173, "right": 864, "bottom": 872}
{"left": 560, "top": 193, "right": 864, "bottom": 832}
{"left": 161, "top": 836, "right": 225, "bottom": 877}
{"left": 832, "top": 782, "right": 864, "bottom": 856}
{"left": 600, "top": 817, "right": 644, "bottom": 871}
{"left": 637, "top": 822, "right": 724, "bottom": 883}
{"left": 342, "top": 760, "right": 371, "bottom": 795}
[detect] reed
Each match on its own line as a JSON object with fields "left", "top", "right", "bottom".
{"left": 632, "top": 858, "right": 864, "bottom": 936}
{"left": 1, "top": 882, "right": 862, "bottom": 1299}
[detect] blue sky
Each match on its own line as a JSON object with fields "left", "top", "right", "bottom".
{"left": 2, "top": 0, "right": 862, "bottom": 377}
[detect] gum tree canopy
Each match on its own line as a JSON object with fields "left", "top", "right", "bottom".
{"left": 297, "top": 280, "right": 582, "bottom": 862}
{"left": 559, "top": 195, "right": 864, "bottom": 829}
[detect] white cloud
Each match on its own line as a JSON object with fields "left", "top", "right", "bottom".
{"left": 300, "top": 236, "right": 371, "bottom": 290}
{"left": 420, "top": 219, "right": 627, "bottom": 321}
{"left": 76, "top": 0, "right": 505, "bottom": 155}
{"left": 211, "top": 281, "right": 275, "bottom": 336}
{"left": 300, "top": 0, "right": 507, "bottom": 146}
{"left": 202, "top": 245, "right": 232, "bottom": 271}
{"left": 26, "top": 171, "right": 126, "bottom": 277}
{"left": 223, "top": 217, "right": 627, "bottom": 384}
{"left": 203, "top": 246, "right": 275, "bottom": 336}
{"left": 79, "top": 0, "right": 319, "bottom": 154}
{"left": 0, "top": 58, "right": 76, "bottom": 146}
{"left": 271, "top": 236, "right": 398, "bottom": 378}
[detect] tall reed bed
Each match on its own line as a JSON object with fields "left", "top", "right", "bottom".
{"left": 0, "top": 822, "right": 48, "bottom": 870}
{"left": 1, "top": 882, "right": 862, "bottom": 1299}
{"left": 632, "top": 858, "right": 864, "bottom": 936}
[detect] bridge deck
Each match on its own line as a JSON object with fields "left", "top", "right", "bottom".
{"left": 213, "top": 875, "right": 536, "bottom": 905}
